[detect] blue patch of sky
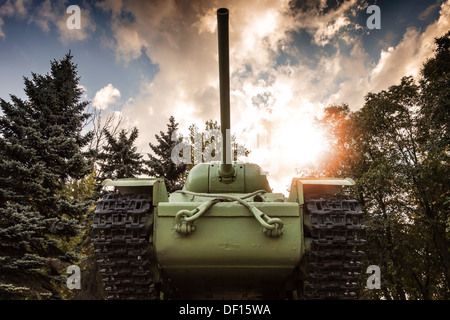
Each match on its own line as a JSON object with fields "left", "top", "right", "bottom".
{"left": 361, "top": 0, "right": 444, "bottom": 60}
{"left": 277, "top": 29, "right": 319, "bottom": 68}
{"left": 286, "top": 0, "right": 444, "bottom": 70}
{"left": 118, "top": 7, "right": 136, "bottom": 24}
{"left": 76, "top": 6, "right": 159, "bottom": 108}
{"left": 0, "top": 2, "right": 160, "bottom": 110}
{"left": 0, "top": 16, "right": 66, "bottom": 101}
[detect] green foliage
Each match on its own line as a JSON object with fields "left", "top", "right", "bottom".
{"left": 148, "top": 116, "right": 187, "bottom": 192}
{"left": 0, "top": 52, "right": 92, "bottom": 299}
{"left": 316, "top": 32, "right": 449, "bottom": 299}
{"left": 57, "top": 170, "right": 105, "bottom": 300}
{"left": 97, "top": 127, "right": 148, "bottom": 180}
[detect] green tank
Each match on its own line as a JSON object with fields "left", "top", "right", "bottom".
{"left": 92, "top": 8, "right": 366, "bottom": 300}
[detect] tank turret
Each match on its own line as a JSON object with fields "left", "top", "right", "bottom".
{"left": 183, "top": 7, "right": 271, "bottom": 193}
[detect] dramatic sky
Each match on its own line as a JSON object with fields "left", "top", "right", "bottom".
{"left": 1, "top": 0, "right": 449, "bottom": 193}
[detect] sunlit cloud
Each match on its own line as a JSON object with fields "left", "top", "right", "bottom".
{"left": 92, "top": 84, "right": 121, "bottom": 110}
{"left": 95, "top": 0, "right": 450, "bottom": 193}
{"left": 329, "top": 0, "right": 450, "bottom": 109}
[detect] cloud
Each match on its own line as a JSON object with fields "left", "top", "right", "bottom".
{"left": 0, "top": 0, "right": 29, "bottom": 17}
{"left": 29, "top": 0, "right": 95, "bottom": 43}
{"left": 329, "top": 0, "right": 450, "bottom": 109}
{"left": 95, "top": 0, "right": 345, "bottom": 192}
{"left": 97, "top": 0, "right": 450, "bottom": 193}
{"left": 0, "top": 0, "right": 31, "bottom": 38}
{"left": 289, "top": 0, "right": 366, "bottom": 47}
{"left": 97, "top": 0, "right": 318, "bottom": 124}
{"left": 92, "top": 84, "right": 121, "bottom": 110}
{"left": 77, "top": 84, "right": 89, "bottom": 101}
{"left": 0, "top": 0, "right": 95, "bottom": 42}
{"left": 419, "top": 0, "right": 441, "bottom": 21}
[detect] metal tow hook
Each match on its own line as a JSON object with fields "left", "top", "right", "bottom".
{"left": 172, "top": 190, "right": 284, "bottom": 237}
{"left": 174, "top": 200, "right": 220, "bottom": 235}
{"left": 249, "top": 207, "right": 284, "bottom": 237}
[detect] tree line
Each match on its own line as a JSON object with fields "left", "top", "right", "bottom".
{"left": 0, "top": 31, "right": 448, "bottom": 299}
{"left": 309, "top": 31, "right": 449, "bottom": 299}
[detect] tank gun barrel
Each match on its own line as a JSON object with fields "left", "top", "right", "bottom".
{"left": 217, "top": 8, "right": 235, "bottom": 180}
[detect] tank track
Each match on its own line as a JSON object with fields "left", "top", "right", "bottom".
{"left": 92, "top": 193, "right": 158, "bottom": 300}
{"left": 303, "top": 194, "right": 366, "bottom": 299}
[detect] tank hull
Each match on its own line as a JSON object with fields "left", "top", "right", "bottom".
{"left": 154, "top": 201, "right": 303, "bottom": 298}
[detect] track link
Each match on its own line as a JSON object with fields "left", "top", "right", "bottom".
{"left": 304, "top": 194, "right": 366, "bottom": 299}
{"left": 92, "top": 193, "right": 158, "bottom": 300}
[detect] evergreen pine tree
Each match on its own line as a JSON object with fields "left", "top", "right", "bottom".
{"left": 0, "top": 52, "right": 92, "bottom": 299}
{"left": 97, "top": 127, "right": 147, "bottom": 180}
{"left": 148, "top": 116, "right": 187, "bottom": 192}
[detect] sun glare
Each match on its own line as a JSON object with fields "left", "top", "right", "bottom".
{"left": 241, "top": 118, "right": 327, "bottom": 194}
{"left": 278, "top": 123, "right": 326, "bottom": 165}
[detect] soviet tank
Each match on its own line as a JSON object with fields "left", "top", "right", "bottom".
{"left": 92, "top": 8, "right": 366, "bottom": 300}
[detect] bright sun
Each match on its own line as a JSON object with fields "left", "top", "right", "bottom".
{"left": 241, "top": 119, "right": 327, "bottom": 194}
{"left": 276, "top": 123, "right": 326, "bottom": 166}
